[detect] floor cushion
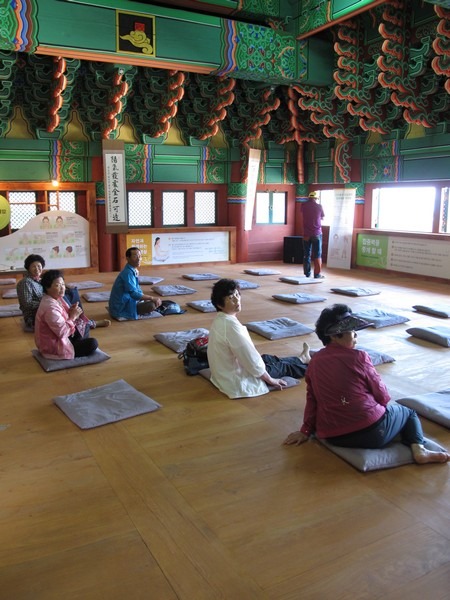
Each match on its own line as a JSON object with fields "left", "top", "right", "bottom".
{"left": 352, "top": 308, "right": 410, "bottom": 328}
{"left": 278, "top": 276, "right": 323, "bottom": 285}
{"left": 0, "top": 278, "right": 17, "bottom": 285}
{"left": 243, "top": 268, "right": 281, "bottom": 276}
{"left": 318, "top": 436, "right": 447, "bottom": 472}
{"left": 245, "top": 317, "right": 314, "bottom": 340}
{"left": 186, "top": 300, "right": 217, "bottom": 313}
{"left": 182, "top": 273, "right": 220, "bottom": 281}
{"left": 235, "top": 279, "right": 260, "bottom": 290}
{"left": 32, "top": 348, "right": 111, "bottom": 372}
{"left": 2, "top": 288, "right": 17, "bottom": 298}
{"left": 154, "top": 327, "right": 209, "bottom": 353}
{"left": 138, "top": 275, "right": 164, "bottom": 285}
{"left": 53, "top": 379, "right": 161, "bottom": 429}
{"left": 272, "top": 292, "right": 327, "bottom": 304}
{"left": 412, "top": 305, "right": 450, "bottom": 319}
{"left": 406, "top": 326, "right": 450, "bottom": 348}
{"left": 396, "top": 389, "right": 450, "bottom": 428}
{"left": 82, "top": 291, "right": 111, "bottom": 302}
{"left": 110, "top": 310, "right": 162, "bottom": 321}
{"left": 152, "top": 284, "right": 197, "bottom": 296}
{"left": 0, "top": 303, "right": 22, "bottom": 317}
{"left": 330, "top": 287, "right": 380, "bottom": 297}
{"left": 311, "top": 346, "right": 395, "bottom": 366}
{"left": 199, "top": 368, "right": 300, "bottom": 391}
{"left": 67, "top": 281, "right": 103, "bottom": 290}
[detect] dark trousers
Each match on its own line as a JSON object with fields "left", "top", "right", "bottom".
{"left": 303, "top": 235, "right": 322, "bottom": 277}
{"left": 261, "top": 354, "right": 308, "bottom": 380}
{"left": 327, "top": 403, "right": 425, "bottom": 449}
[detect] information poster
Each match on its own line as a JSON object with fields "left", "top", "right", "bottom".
{"left": 356, "top": 234, "right": 389, "bottom": 268}
{"left": 126, "top": 231, "right": 229, "bottom": 266}
{"left": 326, "top": 188, "right": 356, "bottom": 269}
{"left": 0, "top": 210, "right": 90, "bottom": 270}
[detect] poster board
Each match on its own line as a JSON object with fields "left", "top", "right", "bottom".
{"left": 244, "top": 149, "right": 261, "bottom": 231}
{"left": 326, "top": 188, "right": 356, "bottom": 269}
{"left": 103, "top": 140, "right": 128, "bottom": 233}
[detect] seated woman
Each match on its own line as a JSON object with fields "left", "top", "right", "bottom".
{"left": 35, "top": 270, "right": 99, "bottom": 360}
{"left": 284, "top": 303, "right": 449, "bottom": 465}
{"left": 17, "top": 254, "right": 110, "bottom": 330}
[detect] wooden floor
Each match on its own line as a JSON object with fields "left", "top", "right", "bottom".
{"left": 1, "top": 263, "right": 449, "bottom": 599}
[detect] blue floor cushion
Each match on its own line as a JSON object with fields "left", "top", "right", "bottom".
{"left": 330, "top": 287, "right": 380, "bottom": 297}
{"left": 82, "top": 291, "right": 111, "bottom": 302}
{"left": 396, "top": 390, "right": 450, "bottom": 428}
{"left": 182, "top": 273, "right": 220, "bottom": 280}
{"left": 279, "top": 276, "right": 323, "bottom": 285}
{"left": 243, "top": 268, "right": 281, "bottom": 276}
{"left": 67, "top": 280, "right": 103, "bottom": 290}
{"left": 235, "top": 279, "right": 259, "bottom": 289}
{"left": 406, "top": 326, "right": 450, "bottom": 347}
{"left": 318, "top": 436, "right": 447, "bottom": 472}
{"left": 154, "top": 327, "right": 209, "bottom": 353}
{"left": 186, "top": 300, "right": 216, "bottom": 313}
{"left": 32, "top": 348, "right": 111, "bottom": 372}
{"left": 272, "top": 292, "right": 327, "bottom": 304}
{"left": 245, "top": 317, "right": 314, "bottom": 340}
{"left": 53, "top": 379, "right": 161, "bottom": 429}
{"left": 0, "top": 303, "right": 22, "bottom": 317}
{"left": 152, "top": 284, "right": 197, "bottom": 296}
{"left": 412, "top": 305, "right": 450, "bottom": 319}
{"left": 352, "top": 308, "right": 409, "bottom": 328}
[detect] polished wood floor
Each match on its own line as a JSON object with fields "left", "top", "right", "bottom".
{"left": 1, "top": 263, "right": 449, "bottom": 599}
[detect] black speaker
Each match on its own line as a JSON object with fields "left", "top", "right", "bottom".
{"left": 283, "top": 236, "right": 303, "bottom": 264}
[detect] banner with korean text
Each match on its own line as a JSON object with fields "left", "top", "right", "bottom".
{"left": 103, "top": 140, "right": 128, "bottom": 233}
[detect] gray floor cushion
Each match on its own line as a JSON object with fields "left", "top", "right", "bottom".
{"left": 32, "top": 348, "right": 111, "bottom": 372}
{"left": 352, "top": 308, "right": 409, "bottom": 328}
{"left": 2, "top": 288, "right": 17, "bottom": 298}
{"left": 82, "top": 291, "right": 111, "bottom": 302}
{"left": 152, "top": 284, "right": 197, "bottom": 296}
{"left": 53, "top": 379, "right": 161, "bottom": 429}
{"left": 412, "top": 305, "right": 450, "bottom": 319}
{"left": 243, "top": 268, "right": 281, "bottom": 275}
{"left": 199, "top": 368, "right": 300, "bottom": 391}
{"left": 406, "top": 326, "right": 450, "bottom": 347}
{"left": 396, "top": 389, "right": 450, "bottom": 428}
{"left": 272, "top": 292, "right": 327, "bottom": 304}
{"left": 279, "top": 276, "right": 323, "bottom": 285}
{"left": 235, "top": 279, "right": 259, "bottom": 289}
{"left": 245, "top": 317, "right": 314, "bottom": 340}
{"left": 110, "top": 310, "right": 162, "bottom": 321}
{"left": 186, "top": 300, "right": 217, "bottom": 313}
{"left": 0, "top": 303, "right": 22, "bottom": 317}
{"left": 318, "top": 436, "right": 446, "bottom": 472}
{"left": 182, "top": 273, "right": 220, "bottom": 281}
{"left": 154, "top": 327, "right": 209, "bottom": 353}
{"left": 138, "top": 275, "right": 164, "bottom": 285}
{"left": 311, "top": 346, "right": 395, "bottom": 366}
{"left": 67, "top": 281, "right": 103, "bottom": 290}
{"left": 0, "top": 278, "right": 17, "bottom": 285}
{"left": 330, "top": 287, "right": 380, "bottom": 297}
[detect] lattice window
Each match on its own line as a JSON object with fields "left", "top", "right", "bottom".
{"left": 162, "top": 191, "right": 186, "bottom": 226}
{"left": 128, "top": 191, "right": 153, "bottom": 227}
{"left": 194, "top": 191, "right": 217, "bottom": 225}
{"left": 48, "top": 191, "right": 76, "bottom": 213}
{"left": 8, "top": 191, "right": 40, "bottom": 230}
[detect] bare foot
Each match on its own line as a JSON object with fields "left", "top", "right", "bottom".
{"left": 95, "top": 319, "right": 111, "bottom": 328}
{"left": 299, "top": 342, "right": 311, "bottom": 365}
{"left": 411, "top": 444, "right": 450, "bottom": 464}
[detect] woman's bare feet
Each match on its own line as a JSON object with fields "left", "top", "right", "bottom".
{"left": 95, "top": 319, "right": 111, "bottom": 328}
{"left": 299, "top": 342, "right": 311, "bottom": 365}
{"left": 411, "top": 443, "right": 450, "bottom": 464}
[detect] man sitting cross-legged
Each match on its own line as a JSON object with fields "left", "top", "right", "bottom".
{"left": 207, "top": 278, "right": 310, "bottom": 399}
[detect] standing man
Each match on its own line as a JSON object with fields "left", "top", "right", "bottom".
{"left": 108, "top": 247, "right": 162, "bottom": 320}
{"left": 301, "top": 191, "right": 325, "bottom": 279}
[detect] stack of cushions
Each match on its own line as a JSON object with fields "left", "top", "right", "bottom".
{"left": 330, "top": 287, "right": 380, "bottom": 297}
{"left": 351, "top": 308, "right": 409, "bottom": 328}
{"left": 245, "top": 317, "right": 314, "bottom": 340}
{"left": 412, "top": 305, "right": 450, "bottom": 318}
{"left": 405, "top": 326, "right": 450, "bottom": 347}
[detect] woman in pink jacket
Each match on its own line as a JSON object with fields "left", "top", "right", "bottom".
{"left": 35, "top": 270, "right": 98, "bottom": 360}
{"left": 284, "top": 303, "right": 449, "bottom": 465}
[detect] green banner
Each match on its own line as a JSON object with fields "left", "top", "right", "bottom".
{"left": 356, "top": 234, "right": 389, "bottom": 269}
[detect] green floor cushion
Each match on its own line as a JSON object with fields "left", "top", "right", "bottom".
{"left": 272, "top": 292, "right": 327, "bottom": 304}
{"left": 154, "top": 327, "right": 209, "bottom": 353}
{"left": 352, "top": 308, "right": 409, "bottom": 328}
{"left": 243, "top": 268, "right": 281, "bottom": 276}
{"left": 412, "top": 305, "right": 450, "bottom": 318}
{"left": 32, "top": 348, "right": 111, "bottom": 372}
{"left": 396, "top": 389, "right": 450, "bottom": 428}
{"left": 0, "top": 303, "right": 22, "bottom": 317}
{"left": 138, "top": 275, "right": 164, "bottom": 285}
{"left": 82, "top": 291, "right": 111, "bottom": 302}
{"left": 199, "top": 368, "right": 300, "bottom": 391}
{"left": 245, "top": 317, "right": 314, "bottom": 340}
{"left": 152, "top": 284, "right": 197, "bottom": 296}
{"left": 2, "top": 288, "right": 17, "bottom": 298}
{"left": 182, "top": 273, "right": 220, "bottom": 280}
{"left": 186, "top": 300, "right": 216, "bottom": 313}
{"left": 318, "top": 436, "right": 447, "bottom": 472}
{"left": 406, "top": 326, "right": 450, "bottom": 347}
{"left": 53, "top": 379, "right": 161, "bottom": 429}
{"left": 235, "top": 279, "right": 259, "bottom": 289}
{"left": 330, "top": 287, "right": 381, "bottom": 297}
{"left": 279, "top": 276, "right": 323, "bottom": 285}
{"left": 67, "top": 281, "right": 103, "bottom": 290}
